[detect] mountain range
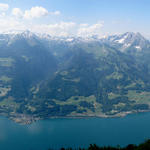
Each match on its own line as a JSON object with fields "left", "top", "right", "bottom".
{"left": 0, "top": 31, "right": 150, "bottom": 124}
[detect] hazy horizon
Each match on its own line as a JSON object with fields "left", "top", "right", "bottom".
{"left": 0, "top": 0, "right": 149, "bottom": 38}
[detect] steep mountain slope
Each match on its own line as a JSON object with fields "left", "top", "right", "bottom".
{"left": 30, "top": 42, "right": 150, "bottom": 118}
{"left": 102, "top": 32, "right": 150, "bottom": 54}
{"left": 0, "top": 31, "right": 150, "bottom": 123}
{"left": 0, "top": 31, "right": 58, "bottom": 122}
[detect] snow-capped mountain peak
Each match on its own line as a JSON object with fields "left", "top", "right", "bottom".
{"left": 19, "top": 30, "right": 36, "bottom": 38}
{"left": 0, "top": 30, "right": 40, "bottom": 46}
{"left": 0, "top": 30, "right": 149, "bottom": 53}
{"left": 102, "top": 32, "right": 150, "bottom": 52}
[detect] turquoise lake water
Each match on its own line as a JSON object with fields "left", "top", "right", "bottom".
{"left": 0, "top": 112, "right": 150, "bottom": 150}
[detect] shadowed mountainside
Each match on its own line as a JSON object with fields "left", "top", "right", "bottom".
{"left": 1, "top": 31, "right": 150, "bottom": 123}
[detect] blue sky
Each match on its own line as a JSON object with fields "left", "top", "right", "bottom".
{"left": 0, "top": 0, "right": 149, "bottom": 38}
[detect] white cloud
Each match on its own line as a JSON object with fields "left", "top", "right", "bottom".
{"left": 0, "top": 18, "right": 26, "bottom": 32}
{"left": 28, "top": 22, "right": 104, "bottom": 37}
{"left": 77, "top": 22, "right": 104, "bottom": 37}
{"left": 12, "top": 8, "right": 23, "bottom": 18}
{"left": 49, "top": 11, "right": 61, "bottom": 16}
{"left": 0, "top": 3, "right": 9, "bottom": 11}
{"left": 24, "top": 6, "right": 49, "bottom": 19}
{"left": 0, "top": 8, "right": 104, "bottom": 38}
{"left": 0, "top": 12, "right": 6, "bottom": 17}
{"left": 80, "top": 24, "right": 89, "bottom": 27}
{"left": 12, "top": 6, "right": 61, "bottom": 19}
{"left": 30, "top": 22, "right": 76, "bottom": 36}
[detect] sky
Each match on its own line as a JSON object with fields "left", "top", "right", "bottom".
{"left": 0, "top": 0, "right": 149, "bottom": 38}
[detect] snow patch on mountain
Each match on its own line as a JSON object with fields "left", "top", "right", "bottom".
{"left": 115, "top": 38, "right": 125, "bottom": 44}
{"left": 135, "top": 46, "right": 141, "bottom": 50}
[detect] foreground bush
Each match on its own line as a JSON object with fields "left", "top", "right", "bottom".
{"left": 48, "top": 139, "right": 150, "bottom": 150}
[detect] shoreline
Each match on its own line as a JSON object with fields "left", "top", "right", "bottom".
{"left": 0, "top": 109, "right": 149, "bottom": 125}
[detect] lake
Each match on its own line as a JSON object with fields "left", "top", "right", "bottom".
{"left": 0, "top": 112, "right": 150, "bottom": 150}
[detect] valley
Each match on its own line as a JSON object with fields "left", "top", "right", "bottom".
{"left": 0, "top": 31, "right": 150, "bottom": 124}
